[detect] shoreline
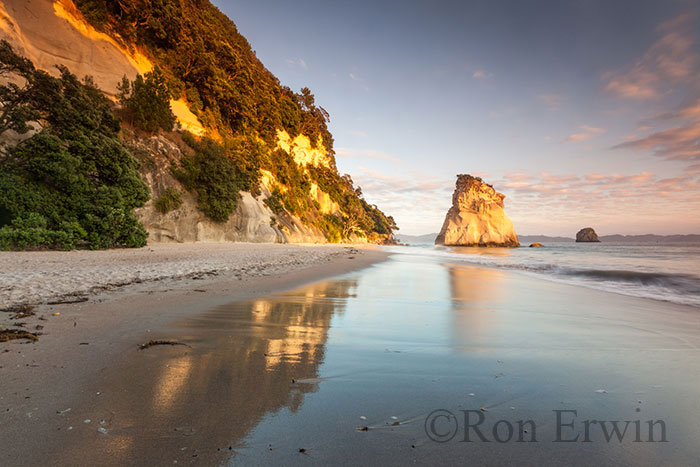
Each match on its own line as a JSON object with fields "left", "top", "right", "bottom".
{"left": 3, "top": 247, "right": 700, "bottom": 465}
{"left": 1, "top": 243, "right": 390, "bottom": 466}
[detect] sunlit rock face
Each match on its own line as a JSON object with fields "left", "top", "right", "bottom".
{"left": 576, "top": 227, "right": 600, "bottom": 242}
{"left": 435, "top": 174, "right": 520, "bottom": 247}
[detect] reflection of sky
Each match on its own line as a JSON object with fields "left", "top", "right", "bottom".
{"left": 236, "top": 255, "right": 700, "bottom": 465}
{"left": 41, "top": 254, "right": 700, "bottom": 465}
{"left": 215, "top": 0, "right": 700, "bottom": 236}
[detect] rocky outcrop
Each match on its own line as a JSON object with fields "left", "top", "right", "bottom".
{"left": 131, "top": 133, "right": 331, "bottom": 244}
{"left": 435, "top": 175, "right": 519, "bottom": 247}
{"left": 576, "top": 227, "right": 600, "bottom": 243}
{"left": 529, "top": 242, "right": 544, "bottom": 248}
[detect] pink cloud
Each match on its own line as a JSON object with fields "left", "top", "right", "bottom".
{"left": 603, "top": 12, "right": 697, "bottom": 100}
{"left": 614, "top": 97, "right": 700, "bottom": 160}
{"left": 564, "top": 124, "right": 607, "bottom": 143}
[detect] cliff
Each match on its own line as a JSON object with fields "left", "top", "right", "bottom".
{"left": 435, "top": 175, "right": 519, "bottom": 247}
{"left": 0, "top": 0, "right": 396, "bottom": 247}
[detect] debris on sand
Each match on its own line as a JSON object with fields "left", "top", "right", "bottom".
{"left": 0, "top": 329, "right": 39, "bottom": 343}
{"left": 47, "top": 296, "right": 88, "bottom": 305}
{"left": 6, "top": 305, "right": 36, "bottom": 320}
{"left": 139, "top": 340, "right": 190, "bottom": 350}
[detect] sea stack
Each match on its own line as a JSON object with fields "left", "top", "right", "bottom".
{"left": 435, "top": 174, "right": 520, "bottom": 247}
{"left": 576, "top": 227, "right": 600, "bottom": 242}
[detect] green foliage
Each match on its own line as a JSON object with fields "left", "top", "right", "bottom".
{"left": 119, "top": 67, "right": 175, "bottom": 132}
{"left": 307, "top": 165, "right": 398, "bottom": 240}
{"left": 0, "top": 213, "right": 85, "bottom": 250}
{"left": 71, "top": 1, "right": 398, "bottom": 242}
{"left": 172, "top": 137, "right": 243, "bottom": 223}
{"left": 73, "top": 0, "right": 335, "bottom": 152}
{"left": 263, "top": 188, "right": 285, "bottom": 215}
{"left": 154, "top": 188, "right": 183, "bottom": 214}
{"left": 0, "top": 41, "right": 149, "bottom": 250}
{"left": 315, "top": 214, "right": 343, "bottom": 243}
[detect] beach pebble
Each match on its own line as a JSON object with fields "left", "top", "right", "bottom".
{"left": 84, "top": 419, "right": 91, "bottom": 424}
{"left": 52, "top": 312, "right": 60, "bottom": 316}
{"left": 97, "top": 427, "right": 108, "bottom": 435}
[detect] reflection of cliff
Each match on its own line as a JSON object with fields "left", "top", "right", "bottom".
{"left": 447, "top": 264, "right": 505, "bottom": 348}
{"left": 50, "top": 279, "right": 357, "bottom": 466}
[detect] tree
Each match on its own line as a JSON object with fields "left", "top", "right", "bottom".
{"left": 119, "top": 66, "right": 175, "bottom": 132}
{"left": 0, "top": 42, "right": 149, "bottom": 250}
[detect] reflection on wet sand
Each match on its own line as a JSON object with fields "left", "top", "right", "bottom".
{"left": 447, "top": 263, "right": 505, "bottom": 349}
{"left": 449, "top": 246, "right": 514, "bottom": 258}
{"left": 48, "top": 279, "right": 357, "bottom": 466}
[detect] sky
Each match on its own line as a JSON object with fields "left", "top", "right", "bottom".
{"left": 214, "top": 0, "right": 700, "bottom": 236}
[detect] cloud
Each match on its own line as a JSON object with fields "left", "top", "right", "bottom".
{"left": 613, "top": 97, "right": 700, "bottom": 160}
{"left": 349, "top": 168, "right": 455, "bottom": 234}
{"left": 538, "top": 94, "right": 562, "bottom": 110}
{"left": 335, "top": 147, "right": 400, "bottom": 163}
{"left": 564, "top": 125, "right": 607, "bottom": 143}
{"left": 285, "top": 58, "right": 307, "bottom": 69}
{"left": 472, "top": 70, "right": 493, "bottom": 79}
{"left": 495, "top": 169, "right": 700, "bottom": 234}
{"left": 351, "top": 166, "right": 700, "bottom": 235}
{"left": 349, "top": 73, "right": 362, "bottom": 81}
{"left": 603, "top": 12, "right": 697, "bottom": 100}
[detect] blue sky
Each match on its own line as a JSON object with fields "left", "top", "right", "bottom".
{"left": 215, "top": 0, "right": 700, "bottom": 235}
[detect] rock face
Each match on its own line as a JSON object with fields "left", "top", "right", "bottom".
{"left": 131, "top": 133, "right": 331, "bottom": 244}
{"left": 576, "top": 227, "right": 600, "bottom": 243}
{"left": 435, "top": 175, "right": 519, "bottom": 247}
{"left": 529, "top": 242, "right": 544, "bottom": 248}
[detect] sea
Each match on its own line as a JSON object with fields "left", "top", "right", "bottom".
{"left": 385, "top": 241, "right": 700, "bottom": 308}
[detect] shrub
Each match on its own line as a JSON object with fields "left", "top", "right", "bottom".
{"left": 118, "top": 67, "right": 175, "bottom": 132}
{"left": 0, "top": 41, "right": 149, "bottom": 250}
{"left": 263, "top": 188, "right": 285, "bottom": 215}
{"left": 154, "top": 188, "right": 183, "bottom": 213}
{"left": 172, "top": 137, "right": 243, "bottom": 223}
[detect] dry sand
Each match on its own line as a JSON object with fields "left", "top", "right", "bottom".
{"left": 1, "top": 243, "right": 376, "bottom": 309}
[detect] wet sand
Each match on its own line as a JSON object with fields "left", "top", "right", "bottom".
{"left": 0, "top": 244, "right": 387, "bottom": 466}
{"left": 3, "top": 249, "right": 700, "bottom": 466}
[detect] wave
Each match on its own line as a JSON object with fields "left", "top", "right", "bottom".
{"left": 564, "top": 269, "right": 700, "bottom": 289}
{"left": 386, "top": 245, "right": 700, "bottom": 308}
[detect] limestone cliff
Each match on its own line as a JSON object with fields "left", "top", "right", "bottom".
{"left": 129, "top": 132, "right": 334, "bottom": 244}
{"left": 0, "top": 0, "right": 393, "bottom": 245}
{"left": 435, "top": 175, "right": 519, "bottom": 247}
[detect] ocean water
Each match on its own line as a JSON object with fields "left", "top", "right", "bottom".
{"left": 386, "top": 242, "right": 700, "bottom": 308}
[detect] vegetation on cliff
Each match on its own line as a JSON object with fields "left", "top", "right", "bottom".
{"left": 74, "top": 0, "right": 397, "bottom": 242}
{"left": 74, "top": 0, "right": 334, "bottom": 151}
{"left": 0, "top": 41, "right": 149, "bottom": 249}
{"left": 0, "top": 0, "right": 396, "bottom": 248}
{"left": 117, "top": 67, "right": 175, "bottom": 133}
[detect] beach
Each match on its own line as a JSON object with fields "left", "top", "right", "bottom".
{"left": 2, "top": 245, "right": 700, "bottom": 466}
